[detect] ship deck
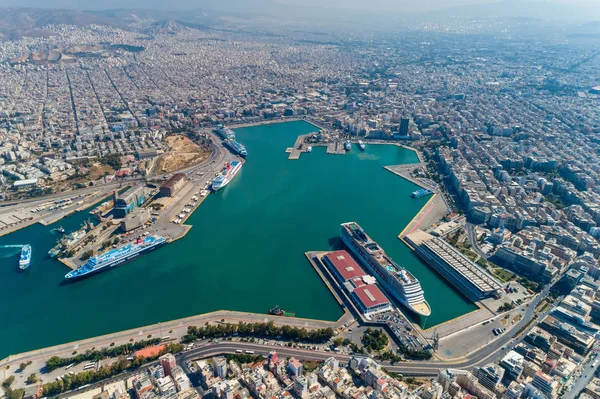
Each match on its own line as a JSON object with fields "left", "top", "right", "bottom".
{"left": 411, "top": 301, "right": 431, "bottom": 317}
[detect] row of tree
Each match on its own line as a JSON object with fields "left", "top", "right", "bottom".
{"left": 43, "top": 343, "right": 183, "bottom": 396}
{"left": 45, "top": 338, "right": 162, "bottom": 371}
{"left": 183, "top": 321, "right": 334, "bottom": 343}
{"left": 397, "top": 344, "right": 432, "bottom": 360}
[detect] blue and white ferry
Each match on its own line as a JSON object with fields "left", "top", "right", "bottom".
{"left": 224, "top": 139, "right": 247, "bottom": 157}
{"left": 19, "top": 245, "right": 32, "bottom": 270}
{"left": 65, "top": 235, "right": 167, "bottom": 280}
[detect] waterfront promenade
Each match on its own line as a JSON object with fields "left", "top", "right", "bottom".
{"left": 0, "top": 309, "right": 349, "bottom": 373}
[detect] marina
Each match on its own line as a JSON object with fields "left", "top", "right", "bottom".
{"left": 0, "top": 120, "right": 475, "bottom": 358}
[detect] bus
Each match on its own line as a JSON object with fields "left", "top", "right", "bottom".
{"left": 83, "top": 364, "right": 96, "bottom": 371}
{"left": 161, "top": 336, "right": 171, "bottom": 341}
{"left": 244, "top": 350, "right": 254, "bottom": 354}
{"left": 65, "top": 363, "right": 76, "bottom": 370}
{"left": 235, "top": 350, "right": 243, "bottom": 353}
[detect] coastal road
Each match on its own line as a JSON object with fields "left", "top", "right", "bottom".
{"left": 1, "top": 276, "right": 557, "bottom": 382}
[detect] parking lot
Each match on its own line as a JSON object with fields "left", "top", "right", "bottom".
{"left": 372, "top": 310, "right": 427, "bottom": 351}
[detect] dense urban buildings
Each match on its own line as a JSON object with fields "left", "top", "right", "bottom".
{"left": 1, "top": 2, "right": 600, "bottom": 399}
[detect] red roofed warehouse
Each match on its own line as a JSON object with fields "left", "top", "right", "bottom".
{"left": 350, "top": 285, "right": 391, "bottom": 315}
{"left": 323, "top": 250, "right": 366, "bottom": 283}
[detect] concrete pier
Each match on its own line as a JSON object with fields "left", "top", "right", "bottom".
{"left": 326, "top": 141, "right": 345, "bottom": 155}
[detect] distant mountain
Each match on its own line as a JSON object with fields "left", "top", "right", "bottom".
{"left": 431, "top": 0, "right": 600, "bottom": 21}
{"left": 0, "top": 7, "right": 123, "bottom": 39}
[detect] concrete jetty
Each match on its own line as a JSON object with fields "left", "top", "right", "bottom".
{"left": 287, "top": 134, "right": 312, "bottom": 159}
{"left": 326, "top": 141, "right": 345, "bottom": 155}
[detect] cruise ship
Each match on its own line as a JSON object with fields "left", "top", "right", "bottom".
{"left": 340, "top": 222, "right": 431, "bottom": 317}
{"left": 211, "top": 161, "right": 242, "bottom": 192}
{"left": 344, "top": 140, "right": 352, "bottom": 151}
{"left": 19, "top": 245, "right": 32, "bottom": 270}
{"left": 358, "top": 140, "right": 365, "bottom": 151}
{"left": 65, "top": 235, "right": 167, "bottom": 280}
{"left": 224, "top": 139, "right": 247, "bottom": 157}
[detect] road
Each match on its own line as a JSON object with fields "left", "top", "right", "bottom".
{"left": 465, "top": 222, "right": 488, "bottom": 259}
{"left": 562, "top": 349, "right": 599, "bottom": 399}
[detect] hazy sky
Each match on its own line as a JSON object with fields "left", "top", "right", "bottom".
{"left": 0, "top": 0, "right": 599, "bottom": 15}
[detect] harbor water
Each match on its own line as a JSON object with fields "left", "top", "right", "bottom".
{"left": 0, "top": 121, "right": 475, "bottom": 358}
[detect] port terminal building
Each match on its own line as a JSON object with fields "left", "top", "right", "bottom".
{"left": 404, "top": 230, "right": 503, "bottom": 302}
{"left": 114, "top": 185, "right": 150, "bottom": 218}
{"left": 160, "top": 173, "right": 188, "bottom": 197}
{"left": 323, "top": 250, "right": 392, "bottom": 315}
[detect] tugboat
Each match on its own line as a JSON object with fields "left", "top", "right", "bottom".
{"left": 269, "top": 305, "right": 296, "bottom": 317}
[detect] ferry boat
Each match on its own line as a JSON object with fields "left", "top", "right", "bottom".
{"left": 344, "top": 140, "right": 352, "bottom": 151}
{"left": 358, "top": 140, "right": 365, "bottom": 151}
{"left": 411, "top": 188, "right": 433, "bottom": 198}
{"left": 269, "top": 305, "right": 296, "bottom": 317}
{"left": 211, "top": 161, "right": 242, "bottom": 192}
{"left": 224, "top": 139, "right": 247, "bottom": 157}
{"left": 19, "top": 245, "right": 32, "bottom": 270}
{"left": 65, "top": 235, "right": 167, "bottom": 280}
{"left": 216, "top": 125, "right": 236, "bottom": 140}
{"left": 340, "top": 222, "right": 431, "bottom": 317}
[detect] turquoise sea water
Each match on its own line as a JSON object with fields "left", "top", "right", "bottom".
{"left": 0, "top": 121, "right": 475, "bottom": 359}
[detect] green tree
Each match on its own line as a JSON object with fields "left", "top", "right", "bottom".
{"left": 26, "top": 374, "right": 37, "bottom": 384}
{"left": 361, "top": 329, "right": 389, "bottom": 352}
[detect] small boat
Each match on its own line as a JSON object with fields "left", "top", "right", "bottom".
{"left": 269, "top": 305, "right": 295, "bottom": 317}
{"left": 54, "top": 226, "right": 65, "bottom": 234}
{"left": 19, "top": 245, "right": 32, "bottom": 270}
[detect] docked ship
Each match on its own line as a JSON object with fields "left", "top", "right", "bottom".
{"left": 65, "top": 235, "right": 167, "bottom": 280}
{"left": 48, "top": 223, "right": 90, "bottom": 258}
{"left": 19, "top": 245, "right": 32, "bottom": 270}
{"left": 216, "top": 125, "right": 236, "bottom": 141}
{"left": 411, "top": 188, "right": 433, "bottom": 198}
{"left": 340, "top": 222, "right": 431, "bottom": 317}
{"left": 211, "top": 161, "right": 242, "bottom": 192}
{"left": 224, "top": 139, "right": 247, "bottom": 157}
{"left": 358, "top": 140, "right": 365, "bottom": 151}
{"left": 269, "top": 305, "right": 296, "bottom": 317}
{"left": 344, "top": 140, "right": 352, "bottom": 151}
{"left": 307, "top": 146, "right": 312, "bottom": 153}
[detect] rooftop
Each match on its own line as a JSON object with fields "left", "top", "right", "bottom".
{"left": 324, "top": 250, "right": 366, "bottom": 281}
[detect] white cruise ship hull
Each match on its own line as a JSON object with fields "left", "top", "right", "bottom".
{"left": 340, "top": 226, "right": 431, "bottom": 317}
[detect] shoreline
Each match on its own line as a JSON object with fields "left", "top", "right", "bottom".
{"left": 0, "top": 189, "right": 117, "bottom": 238}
